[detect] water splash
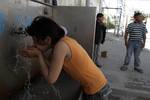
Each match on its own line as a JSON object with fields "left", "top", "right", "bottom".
{"left": 11, "top": 27, "right": 62, "bottom": 100}
{"left": 21, "top": 56, "right": 32, "bottom": 100}
{"left": 11, "top": 33, "right": 34, "bottom": 100}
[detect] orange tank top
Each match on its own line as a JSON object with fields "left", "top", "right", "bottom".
{"left": 62, "top": 36, "right": 107, "bottom": 95}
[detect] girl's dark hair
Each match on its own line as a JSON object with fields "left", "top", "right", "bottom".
{"left": 26, "top": 16, "right": 65, "bottom": 45}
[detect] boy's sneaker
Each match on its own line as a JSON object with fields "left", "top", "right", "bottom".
{"left": 120, "top": 65, "right": 128, "bottom": 71}
{"left": 134, "top": 67, "right": 143, "bottom": 73}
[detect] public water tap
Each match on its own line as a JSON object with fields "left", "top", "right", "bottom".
{"left": 15, "top": 27, "right": 25, "bottom": 34}
{"left": 10, "top": 26, "right": 28, "bottom": 36}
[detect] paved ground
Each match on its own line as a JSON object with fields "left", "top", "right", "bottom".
{"left": 98, "top": 32, "right": 150, "bottom": 99}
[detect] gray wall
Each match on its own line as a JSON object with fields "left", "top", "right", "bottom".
{"left": 51, "top": 6, "right": 96, "bottom": 57}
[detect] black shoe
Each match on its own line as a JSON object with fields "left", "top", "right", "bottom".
{"left": 134, "top": 67, "right": 143, "bottom": 73}
{"left": 96, "top": 63, "right": 102, "bottom": 68}
{"left": 120, "top": 65, "right": 128, "bottom": 71}
{"left": 95, "top": 61, "right": 102, "bottom": 68}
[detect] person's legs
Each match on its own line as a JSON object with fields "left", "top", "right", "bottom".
{"left": 94, "top": 44, "right": 98, "bottom": 62}
{"left": 134, "top": 41, "right": 143, "bottom": 73}
{"left": 121, "top": 41, "right": 134, "bottom": 71}
{"left": 94, "top": 44, "right": 102, "bottom": 67}
{"left": 124, "top": 41, "right": 134, "bottom": 65}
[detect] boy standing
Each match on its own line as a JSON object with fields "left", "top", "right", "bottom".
{"left": 120, "top": 12, "right": 147, "bottom": 73}
{"left": 94, "top": 13, "right": 106, "bottom": 67}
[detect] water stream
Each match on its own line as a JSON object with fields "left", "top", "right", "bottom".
{"left": 11, "top": 32, "right": 62, "bottom": 100}
{"left": 7, "top": 1, "right": 63, "bottom": 99}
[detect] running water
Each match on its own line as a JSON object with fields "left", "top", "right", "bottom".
{"left": 12, "top": 34, "right": 62, "bottom": 100}
{"left": 12, "top": 34, "right": 33, "bottom": 100}
{"left": 11, "top": 2, "right": 62, "bottom": 99}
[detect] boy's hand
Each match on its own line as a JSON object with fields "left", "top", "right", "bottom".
{"left": 125, "top": 41, "right": 128, "bottom": 48}
{"left": 141, "top": 42, "right": 145, "bottom": 48}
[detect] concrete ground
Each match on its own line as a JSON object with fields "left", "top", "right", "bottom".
{"left": 98, "top": 32, "right": 150, "bottom": 100}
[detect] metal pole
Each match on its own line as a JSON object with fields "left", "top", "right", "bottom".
{"left": 78, "top": 0, "right": 82, "bottom": 6}
{"left": 116, "top": 8, "right": 122, "bottom": 36}
{"left": 99, "top": 0, "right": 103, "bottom": 12}
{"left": 86, "top": 0, "right": 90, "bottom": 6}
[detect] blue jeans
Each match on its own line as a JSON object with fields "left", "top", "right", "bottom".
{"left": 124, "top": 40, "right": 143, "bottom": 67}
{"left": 94, "top": 44, "right": 102, "bottom": 67}
{"left": 82, "top": 84, "right": 111, "bottom": 100}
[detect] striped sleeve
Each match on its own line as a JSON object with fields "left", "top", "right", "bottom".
{"left": 143, "top": 24, "right": 148, "bottom": 34}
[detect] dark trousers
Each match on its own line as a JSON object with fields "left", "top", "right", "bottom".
{"left": 82, "top": 84, "right": 111, "bottom": 100}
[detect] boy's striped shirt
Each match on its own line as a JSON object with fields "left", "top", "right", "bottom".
{"left": 126, "top": 22, "right": 147, "bottom": 41}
